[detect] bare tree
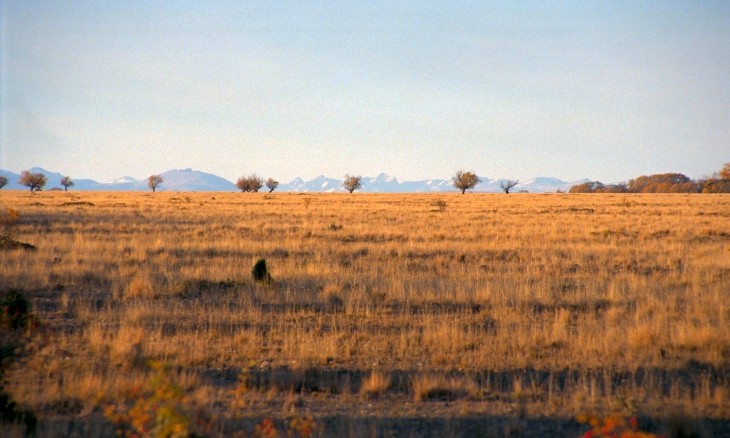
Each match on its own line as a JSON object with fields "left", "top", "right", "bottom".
{"left": 148, "top": 175, "right": 163, "bottom": 192}
{"left": 266, "top": 177, "right": 279, "bottom": 193}
{"left": 452, "top": 170, "right": 481, "bottom": 194}
{"left": 236, "top": 175, "right": 264, "bottom": 192}
{"left": 19, "top": 170, "right": 47, "bottom": 192}
{"left": 236, "top": 177, "right": 250, "bottom": 192}
{"left": 0, "top": 176, "right": 7, "bottom": 190}
{"left": 60, "top": 176, "right": 74, "bottom": 192}
{"left": 499, "top": 179, "right": 520, "bottom": 194}
{"left": 343, "top": 175, "right": 362, "bottom": 193}
{"left": 248, "top": 175, "right": 264, "bottom": 193}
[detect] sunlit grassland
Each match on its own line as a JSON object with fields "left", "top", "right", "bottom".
{"left": 1, "top": 190, "right": 728, "bottom": 432}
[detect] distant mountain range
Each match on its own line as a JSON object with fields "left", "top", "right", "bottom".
{"left": 0, "top": 167, "right": 589, "bottom": 193}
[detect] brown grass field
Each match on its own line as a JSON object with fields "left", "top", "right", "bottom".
{"left": 1, "top": 191, "right": 728, "bottom": 437}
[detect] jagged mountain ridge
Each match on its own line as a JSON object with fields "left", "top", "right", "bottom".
{"left": 0, "top": 168, "right": 586, "bottom": 193}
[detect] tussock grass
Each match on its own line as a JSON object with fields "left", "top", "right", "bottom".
{"left": 411, "top": 373, "right": 478, "bottom": 402}
{"left": 360, "top": 371, "right": 392, "bottom": 399}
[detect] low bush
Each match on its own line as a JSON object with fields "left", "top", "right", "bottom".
{"left": 252, "top": 259, "right": 272, "bottom": 284}
{"left": 1, "top": 290, "right": 33, "bottom": 331}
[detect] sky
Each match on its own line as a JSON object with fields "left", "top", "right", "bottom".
{"left": 1, "top": 1, "right": 729, "bottom": 184}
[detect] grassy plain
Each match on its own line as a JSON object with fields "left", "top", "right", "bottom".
{"left": 1, "top": 191, "right": 729, "bottom": 436}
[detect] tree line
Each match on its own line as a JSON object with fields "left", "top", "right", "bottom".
{"left": 3, "top": 164, "right": 727, "bottom": 194}
{"left": 0, "top": 171, "right": 74, "bottom": 192}
{"left": 1, "top": 171, "right": 478, "bottom": 194}
{"left": 568, "top": 163, "right": 730, "bottom": 194}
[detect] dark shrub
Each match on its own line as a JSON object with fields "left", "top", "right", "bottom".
{"left": 252, "top": 259, "right": 271, "bottom": 284}
{"left": 1, "top": 290, "right": 31, "bottom": 330}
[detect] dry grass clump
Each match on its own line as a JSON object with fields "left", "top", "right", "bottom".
{"left": 0, "top": 191, "right": 728, "bottom": 433}
{"left": 124, "top": 270, "right": 158, "bottom": 299}
{"left": 411, "top": 373, "right": 478, "bottom": 402}
{"left": 360, "top": 371, "right": 392, "bottom": 399}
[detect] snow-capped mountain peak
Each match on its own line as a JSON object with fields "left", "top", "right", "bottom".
{"left": 112, "top": 176, "right": 139, "bottom": 184}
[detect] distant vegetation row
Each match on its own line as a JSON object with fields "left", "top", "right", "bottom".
{"left": 569, "top": 163, "right": 730, "bottom": 193}
{"left": 3, "top": 163, "right": 729, "bottom": 194}
{"left": 0, "top": 169, "right": 517, "bottom": 195}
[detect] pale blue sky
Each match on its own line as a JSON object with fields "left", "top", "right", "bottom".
{"left": 2, "top": 1, "right": 728, "bottom": 183}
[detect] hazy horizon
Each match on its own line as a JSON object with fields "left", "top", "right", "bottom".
{"left": 0, "top": 165, "right": 583, "bottom": 185}
{"left": 2, "top": 2, "right": 729, "bottom": 183}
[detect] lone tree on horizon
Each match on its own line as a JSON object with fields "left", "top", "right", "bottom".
{"left": 19, "top": 170, "right": 47, "bottom": 192}
{"left": 0, "top": 176, "right": 7, "bottom": 190}
{"left": 452, "top": 170, "right": 480, "bottom": 194}
{"left": 148, "top": 175, "right": 163, "bottom": 192}
{"left": 266, "top": 177, "right": 279, "bottom": 193}
{"left": 499, "top": 179, "right": 520, "bottom": 194}
{"left": 60, "top": 176, "right": 74, "bottom": 192}
{"left": 343, "top": 175, "right": 362, "bottom": 193}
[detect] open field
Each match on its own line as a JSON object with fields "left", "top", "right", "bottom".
{"left": 1, "top": 191, "right": 729, "bottom": 437}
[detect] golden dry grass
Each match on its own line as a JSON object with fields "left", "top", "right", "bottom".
{"left": 0, "top": 190, "right": 728, "bottom": 431}
{"left": 360, "top": 371, "right": 391, "bottom": 399}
